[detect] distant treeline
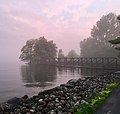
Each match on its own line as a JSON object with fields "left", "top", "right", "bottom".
{"left": 19, "top": 37, "right": 79, "bottom": 64}
{"left": 80, "top": 13, "right": 120, "bottom": 57}
{"left": 20, "top": 13, "right": 120, "bottom": 64}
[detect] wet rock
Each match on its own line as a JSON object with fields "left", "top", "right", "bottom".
{"left": 60, "top": 84, "right": 74, "bottom": 88}
{"left": 37, "top": 94, "right": 44, "bottom": 99}
{"left": 67, "top": 79, "right": 78, "bottom": 84}
{"left": 2, "top": 72, "right": 120, "bottom": 114}
{"left": 49, "top": 110, "right": 56, "bottom": 114}
{"left": 57, "top": 111, "right": 63, "bottom": 114}
{"left": 30, "top": 109, "right": 35, "bottom": 113}
{"left": 7, "top": 97, "right": 20, "bottom": 105}
{"left": 14, "top": 108, "right": 20, "bottom": 112}
{"left": 0, "top": 105, "right": 4, "bottom": 112}
{"left": 22, "top": 95, "right": 28, "bottom": 100}
{"left": 26, "top": 112, "right": 31, "bottom": 114}
{"left": 21, "top": 106, "right": 29, "bottom": 113}
{"left": 38, "top": 99, "right": 43, "bottom": 102}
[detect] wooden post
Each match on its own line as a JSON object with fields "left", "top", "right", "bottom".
{"left": 72, "top": 58, "right": 74, "bottom": 66}
{"left": 58, "top": 58, "right": 60, "bottom": 66}
{"left": 95, "top": 58, "right": 97, "bottom": 67}
{"left": 56, "top": 57, "right": 118, "bottom": 69}
{"left": 90, "top": 58, "right": 92, "bottom": 67}
{"left": 78, "top": 58, "right": 80, "bottom": 66}
{"left": 85, "top": 57, "right": 87, "bottom": 67}
{"left": 64, "top": 58, "right": 67, "bottom": 66}
{"left": 102, "top": 58, "right": 104, "bottom": 68}
{"left": 116, "top": 58, "right": 118, "bottom": 69}
{"left": 107, "top": 58, "right": 109, "bottom": 68}
{"left": 63, "top": 58, "right": 65, "bottom": 66}
{"left": 81, "top": 58, "right": 83, "bottom": 67}
{"left": 65, "top": 58, "right": 67, "bottom": 66}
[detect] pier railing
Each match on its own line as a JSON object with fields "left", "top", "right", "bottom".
{"left": 37, "top": 57, "right": 119, "bottom": 70}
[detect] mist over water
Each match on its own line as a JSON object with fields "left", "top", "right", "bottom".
{"left": 0, "top": 61, "right": 80, "bottom": 103}
{"left": 0, "top": 59, "right": 115, "bottom": 103}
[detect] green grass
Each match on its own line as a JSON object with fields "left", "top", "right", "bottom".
{"left": 70, "top": 79, "right": 120, "bottom": 114}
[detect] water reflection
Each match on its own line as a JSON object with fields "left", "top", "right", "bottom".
{"left": 57, "top": 67, "right": 116, "bottom": 77}
{"left": 80, "top": 68, "right": 116, "bottom": 77}
{"left": 21, "top": 65, "right": 116, "bottom": 88}
{"left": 57, "top": 67, "right": 80, "bottom": 74}
{"left": 20, "top": 65, "right": 57, "bottom": 87}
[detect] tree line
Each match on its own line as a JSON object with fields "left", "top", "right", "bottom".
{"left": 20, "top": 12, "right": 120, "bottom": 64}
{"left": 80, "top": 13, "right": 120, "bottom": 57}
{"left": 20, "top": 37, "right": 79, "bottom": 64}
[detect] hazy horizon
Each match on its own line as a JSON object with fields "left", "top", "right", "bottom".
{"left": 0, "top": 0, "right": 120, "bottom": 62}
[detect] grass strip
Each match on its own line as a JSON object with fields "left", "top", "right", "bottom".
{"left": 70, "top": 79, "right": 120, "bottom": 114}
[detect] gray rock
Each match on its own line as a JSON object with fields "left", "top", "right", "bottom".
{"left": 7, "top": 97, "right": 20, "bottom": 105}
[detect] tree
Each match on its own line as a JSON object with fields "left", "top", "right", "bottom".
{"left": 58, "top": 49, "right": 64, "bottom": 58}
{"left": 109, "top": 15, "right": 120, "bottom": 57}
{"left": 80, "top": 38, "right": 100, "bottom": 57}
{"left": 19, "top": 39, "right": 36, "bottom": 63}
{"left": 66, "top": 50, "right": 79, "bottom": 58}
{"left": 109, "top": 37, "right": 120, "bottom": 58}
{"left": 19, "top": 37, "right": 57, "bottom": 63}
{"left": 80, "top": 13, "right": 120, "bottom": 57}
{"left": 109, "top": 37, "right": 120, "bottom": 45}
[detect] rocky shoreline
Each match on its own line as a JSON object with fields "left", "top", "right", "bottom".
{"left": 0, "top": 72, "right": 120, "bottom": 114}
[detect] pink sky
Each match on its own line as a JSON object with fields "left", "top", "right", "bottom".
{"left": 0, "top": 0, "right": 120, "bottom": 61}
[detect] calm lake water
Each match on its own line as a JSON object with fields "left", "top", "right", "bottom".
{"left": 0, "top": 61, "right": 115, "bottom": 103}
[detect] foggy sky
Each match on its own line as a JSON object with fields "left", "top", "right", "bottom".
{"left": 0, "top": 0, "right": 120, "bottom": 62}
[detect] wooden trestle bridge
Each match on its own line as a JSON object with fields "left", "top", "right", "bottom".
{"left": 38, "top": 57, "right": 119, "bottom": 70}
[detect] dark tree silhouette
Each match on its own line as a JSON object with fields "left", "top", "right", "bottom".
{"left": 66, "top": 50, "right": 79, "bottom": 58}
{"left": 80, "top": 13, "right": 120, "bottom": 57}
{"left": 58, "top": 49, "right": 64, "bottom": 58}
{"left": 19, "top": 39, "right": 36, "bottom": 63}
{"left": 20, "top": 37, "right": 57, "bottom": 63}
